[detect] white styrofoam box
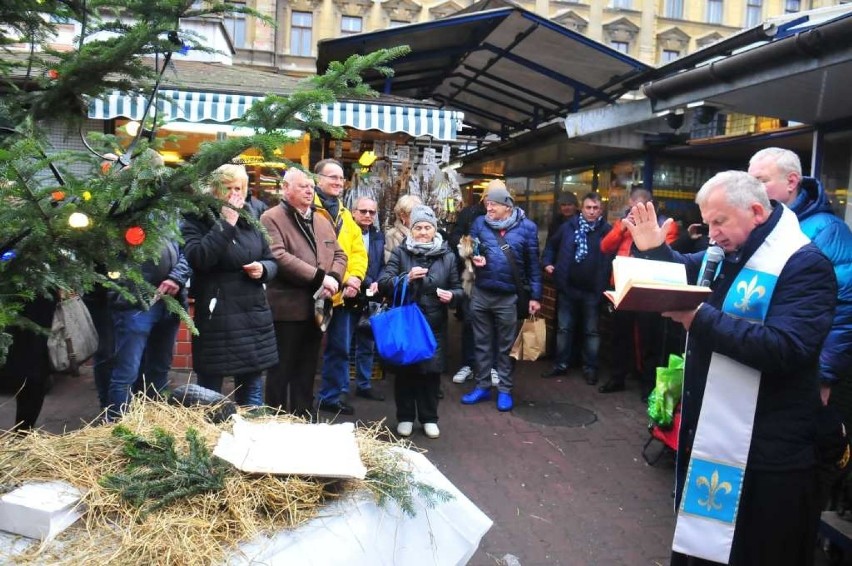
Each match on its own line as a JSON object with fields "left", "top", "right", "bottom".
{"left": 0, "top": 481, "right": 84, "bottom": 540}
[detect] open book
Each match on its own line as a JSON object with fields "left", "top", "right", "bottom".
{"left": 604, "top": 256, "right": 711, "bottom": 312}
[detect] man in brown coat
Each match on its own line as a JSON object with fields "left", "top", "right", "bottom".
{"left": 261, "top": 168, "right": 347, "bottom": 418}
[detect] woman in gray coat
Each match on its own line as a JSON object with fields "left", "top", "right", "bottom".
{"left": 378, "top": 205, "right": 463, "bottom": 439}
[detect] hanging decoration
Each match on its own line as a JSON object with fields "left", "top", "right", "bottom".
{"left": 51, "top": 190, "right": 65, "bottom": 201}
{"left": 68, "top": 212, "right": 91, "bottom": 229}
{"left": 125, "top": 226, "right": 146, "bottom": 246}
{"left": 1, "top": 251, "right": 16, "bottom": 263}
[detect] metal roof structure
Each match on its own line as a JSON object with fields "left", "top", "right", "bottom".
{"left": 316, "top": 2, "right": 650, "bottom": 138}
{"left": 642, "top": 5, "right": 852, "bottom": 125}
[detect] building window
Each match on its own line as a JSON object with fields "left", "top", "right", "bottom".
{"left": 661, "top": 49, "right": 680, "bottom": 63}
{"left": 706, "top": 0, "right": 723, "bottom": 23}
{"left": 745, "top": 0, "right": 763, "bottom": 27}
{"left": 389, "top": 20, "right": 408, "bottom": 28}
{"left": 223, "top": 1, "right": 246, "bottom": 48}
{"left": 665, "top": 0, "right": 684, "bottom": 19}
{"left": 611, "top": 0, "right": 631, "bottom": 8}
{"left": 610, "top": 41, "right": 629, "bottom": 54}
{"left": 341, "top": 16, "right": 362, "bottom": 36}
{"left": 290, "top": 11, "right": 313, "bottom": 57}
{"left": 785, "top": 0, "right": 800, "bottom": 12}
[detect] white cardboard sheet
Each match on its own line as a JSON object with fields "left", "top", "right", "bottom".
{"left": 213, "top": 416, "right": 367, "bottom": 479}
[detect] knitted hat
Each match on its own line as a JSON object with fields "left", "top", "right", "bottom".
{"left": 485, "top": 184, "right": 514, "bottom": 207}
{"left": 409, "top": 205, "right": 438, "bottom": 228}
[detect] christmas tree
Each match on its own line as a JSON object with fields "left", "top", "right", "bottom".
{"left": 0, "top": 0, "right": 409, "bottom": 364}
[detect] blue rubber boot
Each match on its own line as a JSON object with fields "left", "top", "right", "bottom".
{"left": 461, "top": 387, "right": 491, "bottom": 405}
{"left": 497, "top": 391, "right": 514, "bottom": 412}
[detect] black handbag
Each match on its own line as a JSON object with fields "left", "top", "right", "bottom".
{"left": 357, "top": 300, "right": 387, "bottom": 339}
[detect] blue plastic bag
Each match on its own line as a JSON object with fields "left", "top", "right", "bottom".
{"left": 371, "top": 276, "right": 437, "bottom": 366}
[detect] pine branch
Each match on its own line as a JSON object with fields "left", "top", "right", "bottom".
{"left": 100, "top": 425, "right": 228, "bottom": 516}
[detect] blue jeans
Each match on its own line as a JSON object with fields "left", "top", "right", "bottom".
{"left": 84, "top": 294, "right": 114, "bottom": 410}
{"left": 555, "top": 288, "right": 600, "bottom": 372}
{"left": 196, "top": 373, "right": 263, "bottom": 407}
{"left": 108, "top": 301, "right": 180, "bottom": 419}
{"left": 318, "top": 307, "right": 354, "bottom": 404}
{"left": 350, "top": 310, "right": 376, "bottom": 391}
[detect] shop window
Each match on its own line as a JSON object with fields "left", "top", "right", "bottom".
{"left": 341, "top": 16, "right": 363, "bottom": 36}
{"left": 745, "top": 0, "right": 762, "bottom": 27}
{"left": 223, "top": 2, "right": 247, "bottom": 48}
{"left": 610, "top": 40, "right": 629, "bottom": 54}
{"left": 291, "top": 11, "right": 313, "bottom": 57}
{"left": 706, "top": 0, "right": 723, "bottom": 24}
{"left": 665, "top": 0, "right": 684, "bottom": 19}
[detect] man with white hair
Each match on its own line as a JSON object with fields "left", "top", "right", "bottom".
{"left": 627, "top": 171, "right": 836, "bottom": 565}
{"left": 748, "top": 147, "right": 852, "bottom": 404}
{"left": 261, "top": 168, "right": 347, "bottom": 419}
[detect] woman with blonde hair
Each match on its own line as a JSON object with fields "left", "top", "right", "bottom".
{"left": 181, "top": 164, "right": 278, "bottom": 406}
{"left": 384, "top": 194, "right": 422, "bottom": 262}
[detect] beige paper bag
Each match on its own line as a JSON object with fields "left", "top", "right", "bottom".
{"left": 510, "top": 315, "right": 546, "bottom": 361}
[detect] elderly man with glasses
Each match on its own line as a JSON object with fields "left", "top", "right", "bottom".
{"left": 349, "top": 196, "right": 386, "bottom": 401}
{"left": 313, "top": 158, "right": 368, "bottom": 416}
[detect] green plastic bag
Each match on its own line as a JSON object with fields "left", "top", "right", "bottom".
{"left": 647, "top": 354, "right": 685, "bottom": 427}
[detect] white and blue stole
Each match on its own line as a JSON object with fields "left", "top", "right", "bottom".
{"left": 672, "top": 206, "right": 810, "bottom": 564}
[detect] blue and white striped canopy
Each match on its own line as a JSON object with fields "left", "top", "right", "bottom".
{"left": 87, "top": 90, "right": 463, "bottom": 141}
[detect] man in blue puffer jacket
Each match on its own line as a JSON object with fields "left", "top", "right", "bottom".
{"left": 749, "top": 148, "right": 852, "bottom": 405}
{"left": 460, "top": 180, "right": 542, "bottom": 412}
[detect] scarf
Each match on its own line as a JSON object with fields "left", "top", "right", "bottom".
{"left": 315, "top": 188, "right": 341, "bottom": 232}
{"left": 403, "top": 232, "right": 445, "bottom": 257}
{"left": 484, "top": 208, "right": 519, "bottom": 231}
{"left": 574, "top": 216, "right": 598, "bottom": 262}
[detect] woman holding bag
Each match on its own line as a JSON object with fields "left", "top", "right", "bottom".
{"left": 377, "top": 205, "right": 462, "bottom": 439}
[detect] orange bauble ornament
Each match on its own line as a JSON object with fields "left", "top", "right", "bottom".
{"left": 125, "top": 226, "right": 146, "bottom": 246}
{"left": 51, "top": 190, "right": 65, "bottom": 201}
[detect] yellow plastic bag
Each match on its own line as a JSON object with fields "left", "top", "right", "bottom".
{"left": 510, "top": 315, "right": 546, "bottom": 361}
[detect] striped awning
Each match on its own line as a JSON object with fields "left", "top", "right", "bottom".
{"left": 87, "top": 90, "right": 463, "bottom": 141}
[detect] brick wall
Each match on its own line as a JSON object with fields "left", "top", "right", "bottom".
{"left": 172, "top": 303, "right": 194, "bottom": 371}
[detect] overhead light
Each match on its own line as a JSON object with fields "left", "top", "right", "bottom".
{"left": 124, "top": 120, "right": 155, "bottom": 141}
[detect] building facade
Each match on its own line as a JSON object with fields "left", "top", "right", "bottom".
{"left": 231, "top": 0, "right": 846, "bottom": 75}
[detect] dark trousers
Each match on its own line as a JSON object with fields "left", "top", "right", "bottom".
{"left": 267, "top": 320, "right": 322, "bottom": 418}
{"left": 2, "top": 297, "right": 55, "bottom": 431}
{"left": 609, "top": 309, "right": 664, "bottom": 391}
{"left": 84, "top": 293, "right": 114, "bottom": 409}
{"left": 394, "top": 368, "right": 439, "bottom": 424}
{"left": 671, "top": 467, "right": 818, "bottom": 566}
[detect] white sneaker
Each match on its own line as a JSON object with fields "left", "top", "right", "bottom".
{"left": 397, "top": 421, "right": 413, "bottom": 437}
{"left": 452, "top": 365, "right": 473, "bottom": 383}
{"left": 491, "top": 368, "right": 500, "bottom": 387}
{"left": 423, "top": 423, "right": 440, "bottom": 439}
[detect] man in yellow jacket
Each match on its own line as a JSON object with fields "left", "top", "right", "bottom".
{"left": 314, "top": 158, "right": 368, "bottom": 415}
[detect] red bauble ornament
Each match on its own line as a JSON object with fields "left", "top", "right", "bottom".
{"left": 125, "top": 226, "right": 146, "bottom": 246}
{"left": 48, "top": 69, "right": 59, "bottom": 80}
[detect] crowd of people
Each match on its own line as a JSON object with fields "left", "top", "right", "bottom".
{"left": 3, "top": 147, "right": 851, "bottom": 564}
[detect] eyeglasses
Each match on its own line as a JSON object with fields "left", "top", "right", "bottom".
{"left": 356, "top": 209, "right": 377, "bottom": 215}
{"left": 318, "top": 173, "right": 345, "bottom": 182}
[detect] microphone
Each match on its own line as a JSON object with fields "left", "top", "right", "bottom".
{"left": 698, "top": 246, "right": 724, "bottom": 287}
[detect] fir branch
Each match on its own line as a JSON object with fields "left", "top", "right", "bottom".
{"left": 100, "top": 425, "right": 228, "bottom": 516}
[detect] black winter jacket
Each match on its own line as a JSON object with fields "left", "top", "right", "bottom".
{"left": 378, "top": 240, "right": 463, "bottom": 374}
{"left": 181, "top": 214, "right": 279, "bottom": 378}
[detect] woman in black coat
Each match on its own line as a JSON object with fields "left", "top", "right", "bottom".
{"left": 181, "top": 164, "right": 278, "bottom": 407}
{"left": 377, "top": 205, "right": 463, "bottom": 440}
